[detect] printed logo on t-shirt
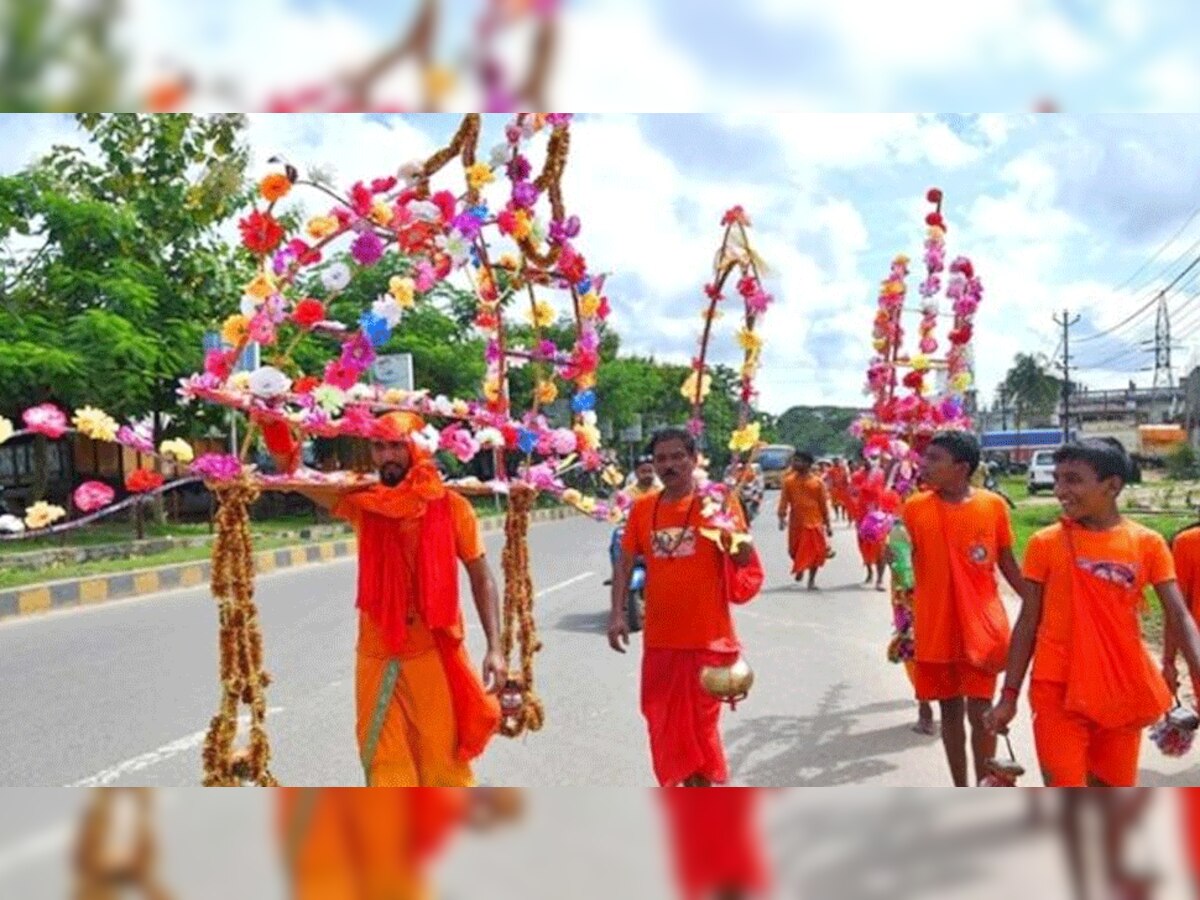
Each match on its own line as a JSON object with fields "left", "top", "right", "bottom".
{"left": 968, "top": 543, "right": 989, "bottom": 564}
{"left": 651, "top": 527, "right": 697, "bottom": 559}
{"left": 1076, "top": 557, "right": 1137, "bottom": 589}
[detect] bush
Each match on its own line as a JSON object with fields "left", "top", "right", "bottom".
{"left": 1166, "top": 444, "right": 1200, "bottom": 481}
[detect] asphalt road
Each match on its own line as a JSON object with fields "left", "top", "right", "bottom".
{"left": 0, "top": 789, "right": 1193, "bottom": 899}
{"left": 3, "top": 502, "right": 1200, "bottom": 788}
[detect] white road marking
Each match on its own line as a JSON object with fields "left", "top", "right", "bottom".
{"left": 535, "top": 572, "right": 594, "bottom": 597}
{"left": 66, "top": 707, "right": 284, "bottom": 787}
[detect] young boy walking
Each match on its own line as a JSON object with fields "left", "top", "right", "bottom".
{"left": 988, "top": 439, "right": 1200, "bottom": 786}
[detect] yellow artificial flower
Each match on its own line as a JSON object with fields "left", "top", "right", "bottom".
{"left": 951, "top": 371, "right": 973, "bottom": 392}
{"left": 601, "top": 466, "right": 624, "bottom": 488}
{"left": 369, "top": 199, "right": 394, "bottom": 226}
{"left": 466, "top": 162, "right": 495, "bottom": 191}
{"left": 680, "top": 370, "right": 712, "bottom": 403}
{"left": 306, "top": 215, "right": 339, "bottom": 240}
{"left": 0, "top": 416, "right": 11, "bottom": 445}
{"left": 511, "top": 209, "right": 532, "bottom": 241}
{"left": 576, "top": 372, "right": 597, "bottom": 391}
{"left": 872, "top": 338, "right": 888, "bottom": 353}
{"left": 246, "top": 272, "right": 276, "bottom": 299}
{"left": 451, "top": 399, "right": 470, "bottom": 418}
{"left": 736, "top": 327, "right": 763, "bottom": 353}
{"left": 222, "top": 314, "right": 251, "bottom": 346}
{"left": 535, "top": 381, "right": 559, "bottom": 405}
{"left": 579, "top": 291, "right": 601, "bottom": 318}
{"left": 561, "top": 488, "right": 582, "bottom": 506}
{"left": 483, "top": 378, "right": 503, "bottom": 402}
{"left": 72, "top": 407, "right": 119, "bottom": 442}
{"left": 578, "top": 495, "right": 597, "bottom": 515}
{"left": 159, "top": 438, "right": 194, "bottom": 465}
{"left": 24, "top": 501, "right": 66, "bottom": 530}
{"left": 910, "top": 354, "right": 930, "bottom": 372}
{"left": 528, "top": 300, "right": 556, "bottom": 329}
{"left": 882, "top": 279, "right": 904, "bottom": 296}
{"left": 388, "top": 276, "right": 416, "bottom": 309}
{"left": 894, "top": 254, "right": 910, "bottom": 266}
{"left": 424, "top": 66, "right": 456, "bottom": 102}
{"left": 228, "top": 372, "right": 252, "bottom": 393}
{"left": 382, "top": 388, "right": 408, "bottom": 404}
{"left": 575, "top": 423, "right": 601, "bottom": 451}
{"left": 728, "top": 422, "right": 761, "bottom": 453}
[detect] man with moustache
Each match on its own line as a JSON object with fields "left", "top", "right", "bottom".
{"left": 274, "top": 411, "right": 505, "bottom": 787}
{"left": 610, "top": 427, "right": 754, "bottom": 787}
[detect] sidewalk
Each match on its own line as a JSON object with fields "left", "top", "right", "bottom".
{"left": 0, "top": 505, "right": 575, "bottom": 622}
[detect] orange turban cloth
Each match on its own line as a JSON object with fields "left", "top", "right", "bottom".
{"left": 373, "top": 411, "right": 426, "bottom": 442}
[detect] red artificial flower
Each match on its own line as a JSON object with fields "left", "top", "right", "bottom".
{"left": 349, "top": 181, "right": 373, "bottom": 216}
{"left": 287, "top": 238, "right": 321, "bottom": 267}
{"left": 926, "top": 188, "right": 943, "bottom": 204}
{"left": 737, "top": 275, "right": 759, "bottom": 298}
{"left": 432, "top": 190, "right": 456, "bottom": 222}
{"left": 125, "top": 469, "right": 165, "bottom": 494}
{"left": 501, "top": 424, "right": 520, "bottom": 449}
{"left": 475, "top": 310, "right": 500, "bottom": 331}
{"left": 397, "top": 187, "right": 420, "bottom": 206}
{"left": 902, "top": 370, "right": 925, "bottom": 390}
{"left": 704, "top": 283, "right": 723, "bottom": 301}
{"left": 557, "top": 246, "right": 587, "bottom": 283}
{"left": 398, "top": 221, "right": 437, "bottom": 253}
{"left": 293, "top": 375, "right": 320, "bottom": 394}
{"left": 292, "top": 298, "right": 326, "bottom": 329}
{"left": 238, "top": 210, "right": 285, "bottom": 255}
{"left": 433, "top": 254, "right": 452, "bottom": 280}
{"left": 371, "top": 176, "right": 398, "bottom": 194}
{"left": 496, "top": 209, "right": 517, "bottom": 236}
{"left": 332, "top": 207, "right": 353, "bottom": 228}
{"left": 596, "top": 296, "right": 612, "bottom": 320}
{"left": 261, "top": 419, "right": 298, "bottom": 457}
{"left": 925, "top": 212, "right": 945, "bottom": 229}
{"left": 721, "top": 205, "right": 749, "bottom": 226}
{"left": 948, "top": 326, "right": 973, "bottom": 345}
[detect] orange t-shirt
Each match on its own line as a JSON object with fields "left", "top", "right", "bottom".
{"left": 621, "top": 491, "right": 745, "bottom": 651}
{"left": 1173, "top": 526, "right": 1200, "bottom": 622}
{"left": 777, "top": 472, "right": 828, "bottom": 528}
{"left": 902, "top": 489, "right": 1014, "bottom": 664}
{"left": 335, "top": 491, "right": 485, "bottom": 658}
{"left": 1023, "top": 519, "right": 1174, "bottom": 683}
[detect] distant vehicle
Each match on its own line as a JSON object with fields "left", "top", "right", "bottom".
{"left": 751, "top": 444, "right": 795, "bottom": 490}
{"left": 1027, "top": 450, "right": 1056, "bottom": 495}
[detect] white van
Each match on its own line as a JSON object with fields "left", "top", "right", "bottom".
{"left": 1027, "top": 450, "right": 1056, "bottom": 495}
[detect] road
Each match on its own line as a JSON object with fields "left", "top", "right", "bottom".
{"left": 2, "top": 504, "right": 1200, "bottom": 787}
{"left": 0, "top": 789, "right": 1194, "bottom": 898}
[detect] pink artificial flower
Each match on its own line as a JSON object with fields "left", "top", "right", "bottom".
{"left": 323, "top": 359, "right": 360, "bottom": 390}
{"left": 439, "top": 424, "right": 480, "bottom": 463}
{"left": 746, "top": 290, "right": 773, "bottom": 315}
{"left": 190, "top": 453, "right": 243, "bottom": 482}
{"left": 351, "top": 231, "right": 385, "bottom": 266}
{"left": 204, "top": 349, "right": 234, "bottom": 380}
{"left": 550, "top": 428, "right": 577, "bottom": 456}
{"left": 414, "top": 260, "right": 437, "bottom": 292}
{"left": 22, "top": 403, "right": 68, "bottom": 438}
{"left": 116, "top": 424, "right": 155, "bottom": 454}
{"left": 73, "top": 480, "right": 115, "bottom": 513}
{"left": 249, "top": 312, "right": 277, "bottom": 345}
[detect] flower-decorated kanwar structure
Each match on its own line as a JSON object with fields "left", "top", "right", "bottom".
{"left": 849, "top": 189, "right": 985, "bottom": 667}
{"left": 1, "top": 113, "right": 620, "bottom": 785}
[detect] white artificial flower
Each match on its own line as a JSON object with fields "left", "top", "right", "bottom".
{"left": 321, "top": 262, "right": 351, "bottom": 292}
{"left": 432, "top": 395, "right": 454, "bottom": 416}
{"left": 489, "top": 143, "right": 509, "bottom": 167}
{"left": 398, "top": 160, "right": 423, "bottom": 185}
{"left": 247, "top": 366, "right": 292, "bottom": 399}
{"left": 240, "top": 295, "right": 261, "bottom": 317}
{"left": 346, "top": 383, "right": 376, "bottom": 402}
{"left": 372, "top": 295, "right": 403, "bottom": 329}
{"left": 409, "top": 200, "right": 441, "bottom": 222}
{"left": 0, "top": 514, "right": 25, "bottom": 533}
{"left": 412, "top": 425, "right": 440, "bottom": 454}
{"left": 476, "top": 427, "right": 504, "bottom": 449}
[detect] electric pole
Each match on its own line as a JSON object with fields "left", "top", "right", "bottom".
{"left": 1054, "top": 309, "right": 1081, "bottom": 444}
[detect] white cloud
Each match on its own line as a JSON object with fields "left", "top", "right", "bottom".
{"left": 1135, "top": 55, "right": 1200, "bottom": 112}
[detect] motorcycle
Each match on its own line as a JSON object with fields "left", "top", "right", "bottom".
{"left": 609, "top": 524, "right": 646, "bottom": 632}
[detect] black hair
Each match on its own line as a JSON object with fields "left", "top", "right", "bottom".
{"left": 1053, "top": 438, "right": 1131, "bottom": 485}
{"left": 793, "top": 450, "right": 815, "bottom": 466}
{"left": 929, "top": 430, "right": 981, "bottom": 474}
{"left": 646, "top": 427, "right": 697, "bottom": 457}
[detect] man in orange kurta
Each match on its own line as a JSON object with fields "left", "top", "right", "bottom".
{"left": 277, "top": 788, "right": 469, "bottom": 900}
{"left": 991, "top": 439, "right": 1200, "bottom": 787}
{"left": 279, "top": 412, "right": 504, "bottom": 786}
{"left": 903, "top": 431, "right": 1026, "bottom": 786}
{"left": 829, "top": 459, "right": 850, "bottom": 523}
{"left": 777, "top": 452, "right": 832, "bottom": 590}
{"left": 610, "top": 427, "right": 754, "bottom": 787}
{"left": 1172, "top": 524, "right": 1200, "bottom": 698}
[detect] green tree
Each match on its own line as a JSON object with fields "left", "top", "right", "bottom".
{"left": 1001, "top": 352, "right": 1061, "bottom": 430}
{"left": 773, "top": 406, "right": 861, "bottom": 457}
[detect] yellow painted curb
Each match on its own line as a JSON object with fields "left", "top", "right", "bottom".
{"left": 79, "top": 579, "right": 109, "bottom": 604}
{"left": 256, "top": 552, "right": 276, "bottom": 573}
{"left": 319, "top": 543, "right": 335, "bottom": 561}
{"left": 179, "top": 566, "right": 205, "bottom": 588}
{"left": 290, "top": 547, "right": 307, "bottom": 566}
{"left": 18, "top": 587, "right": 51, "bottom": 616}
{"left": 133, "top": 572, "right": 160, "bottom": 595}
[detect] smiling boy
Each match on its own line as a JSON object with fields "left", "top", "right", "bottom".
{"left": 988, "top": 439, "right": 1200, "bottom": 786}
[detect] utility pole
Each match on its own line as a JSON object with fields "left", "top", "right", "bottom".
{"left": 997, "top": 384, "right": 1009, "bottom": 431}
{"left": 1053, "top": 309, "right": 1081, "bottom": 444}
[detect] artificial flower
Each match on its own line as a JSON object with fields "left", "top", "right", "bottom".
{"left": 466, "top": 161, "right": 495, "bottom": 190}
{"left": 158, "top": 438, "right": 194, "bottom": 464}
{"left": 528, "top": 300, "right": 556, "bottom": 328}
{"left": 73, "top": 480, "right": 115, "bottom": 513}
{"left": 728, "top": 422, "right": 762, "bottom": 454}
{"left": 321, "top": 262, "right": 352, "bottom": 292}
{"left": 388, "top": 275, "right": 416, "bottom": 308}
{"left": 190, "top": 453, "right": 243, "bottom": 482}
{"left": 680, "top": 371, "right": 712, "bottom": 403}
{"left": 535, "top": 381, "right": 559, "bottom": 405}
{"left": 24, "top": 501, "right": 66, "bottom": 530}
{"left": 246, "top": 272, "right": 276, "bottom": 299}
{"left": 292, "top": 298, "right": 326, "bottom": 329}
{"left": 369, "top": 198, "right": 394, "bottom": 226}
{"left": 372, "top": 295, "right": 403, "bottom": 329}
{"left": 238, "top": 209, "right": 285, "bottom": 255}
{"left": 221, "top": 314, "right": 250, "bottom": 346}
{"left": 579, "top": 291, "right": 602, "bottom": 319}
{"left": 116, "top": 424, "right": 154, "bottom": 454}
{"left": 0, "top": 416, "right": 12, "bottom": 445}
{"left": 125, "top": 469, "right": 165, "bottom": 494}
{"left": 306, "top": 215, "right": 339, "bottom": 239}
{"left": 22, "top": 403, "right": 68, "bottom": 438}
{"left": 351, "top": 232, "right": 385, "bottom": 267}
{"left": 249, "top": 312, "right": 277, "bottom": 346}
{"left": 313, "top": 384, "right": 347, "bottom": 414}
{"left": 0, "top": 514, "right": 25, "bottom": 533}
{"left": 736, "top": 328, "right": 763, "bottom": 353}
{"left": 247, "top": 366, "right": 292, "bottom": 399}
{"left": 72, "top": 406, "right": 119, "bottom": 442}
{"left": 228, "top": 371, "right": 252, "bottom": 393}
{"left": 259, "top": 172, "right": 292, "bottom": 203}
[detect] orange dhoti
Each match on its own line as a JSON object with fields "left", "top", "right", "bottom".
{"left": 858, "top": 535, "right": 885, "bottom": 566}
{"left": 911, "top": 661, "right": 996, "bottom": 703}
{"left": 279, "top": 788, "right": 467, "bottom": 900}
{"left": 356, "top": 615, "right": 498, "bottom": 787}
{"left": 660, "top": 788, "right": 769, "bottom": 900}
{"left": 1029, "top": 680, "right": 1142, "bottom": 787}
{"left": 641, "top": 648, "right": 736, "bottom": 787}
{"left": 789, "top": 525, "right": 829, "bottom": 574}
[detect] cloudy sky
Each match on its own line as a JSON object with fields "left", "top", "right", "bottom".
{"left": 4, "top": 112, "right": 1200, "bottom": 415}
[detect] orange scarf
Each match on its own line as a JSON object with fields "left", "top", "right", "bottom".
{"left": 341, "top": 461, "right": 460, "bottom": 653}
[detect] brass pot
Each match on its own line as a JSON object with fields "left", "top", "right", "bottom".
{"left": 700, "top": 657, "right": 754, "bottom": 703}
{"left": 986, "top": 757, "right": 1026, "bottom": 779}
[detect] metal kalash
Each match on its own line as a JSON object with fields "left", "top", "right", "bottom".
{"left": 980, "top": 733, "right": 1026, "bottom": 787}
{"left": 1150, "top": 696, "right": 1200, "bottom": 757}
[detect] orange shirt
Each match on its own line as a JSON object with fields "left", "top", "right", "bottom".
{"left": 777, "top": 472, "right": 828, "bottom": 528}
{"left": 1023, "top": 519, "right": 1174, "bottom": 683}
{"left": 1174, "top": 526, "right": 1200, "bottom": 622}
{"left": 335, "top": 491, "right": 485, "bottom": 658}
{"left": 621, "top": 491, "right": 746, "bottom": 652}
{"left": 902, "top": 489, "right": 1014, "bottom": 663}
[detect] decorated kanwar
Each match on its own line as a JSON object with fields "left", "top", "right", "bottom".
{"left": 610, "top": 207, "right": 768, "bottom": 786}
{"left": 988, "top": 438, "right": 1200, "bottom": 786}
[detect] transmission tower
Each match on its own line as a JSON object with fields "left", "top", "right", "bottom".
{"left": 1151, "top": 293, "right": 1174, "bottom": 389}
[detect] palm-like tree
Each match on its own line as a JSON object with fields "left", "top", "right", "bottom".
{"left": 1003, "top": 353, "right": 1061, "bottom": 429}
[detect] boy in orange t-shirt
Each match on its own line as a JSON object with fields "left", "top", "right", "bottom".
{"left": 777, "top": 451, "right": 833, "bottom": 590}
{"left": 1170, "top": 523, "right": 1200, "bottom": 699}
{"left": 988, "top": 439, "right": 1200, "bottom": 786}
{"left": 611, "top": 427, "right": 754, "bottom": 787}
{"left": 902, "top": 430, "right": 1027, "bottom": 786}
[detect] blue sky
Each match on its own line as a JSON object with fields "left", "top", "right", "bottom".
{"left": 4, "top": 111, "right": 1200, "bottom": 415}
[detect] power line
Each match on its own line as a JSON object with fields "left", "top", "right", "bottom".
{"left": 1076, "top": 247, "right": 1200, "bottom": 344}
{"left": 1109, "top": 204, "right": 1200, "bottom": 295}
